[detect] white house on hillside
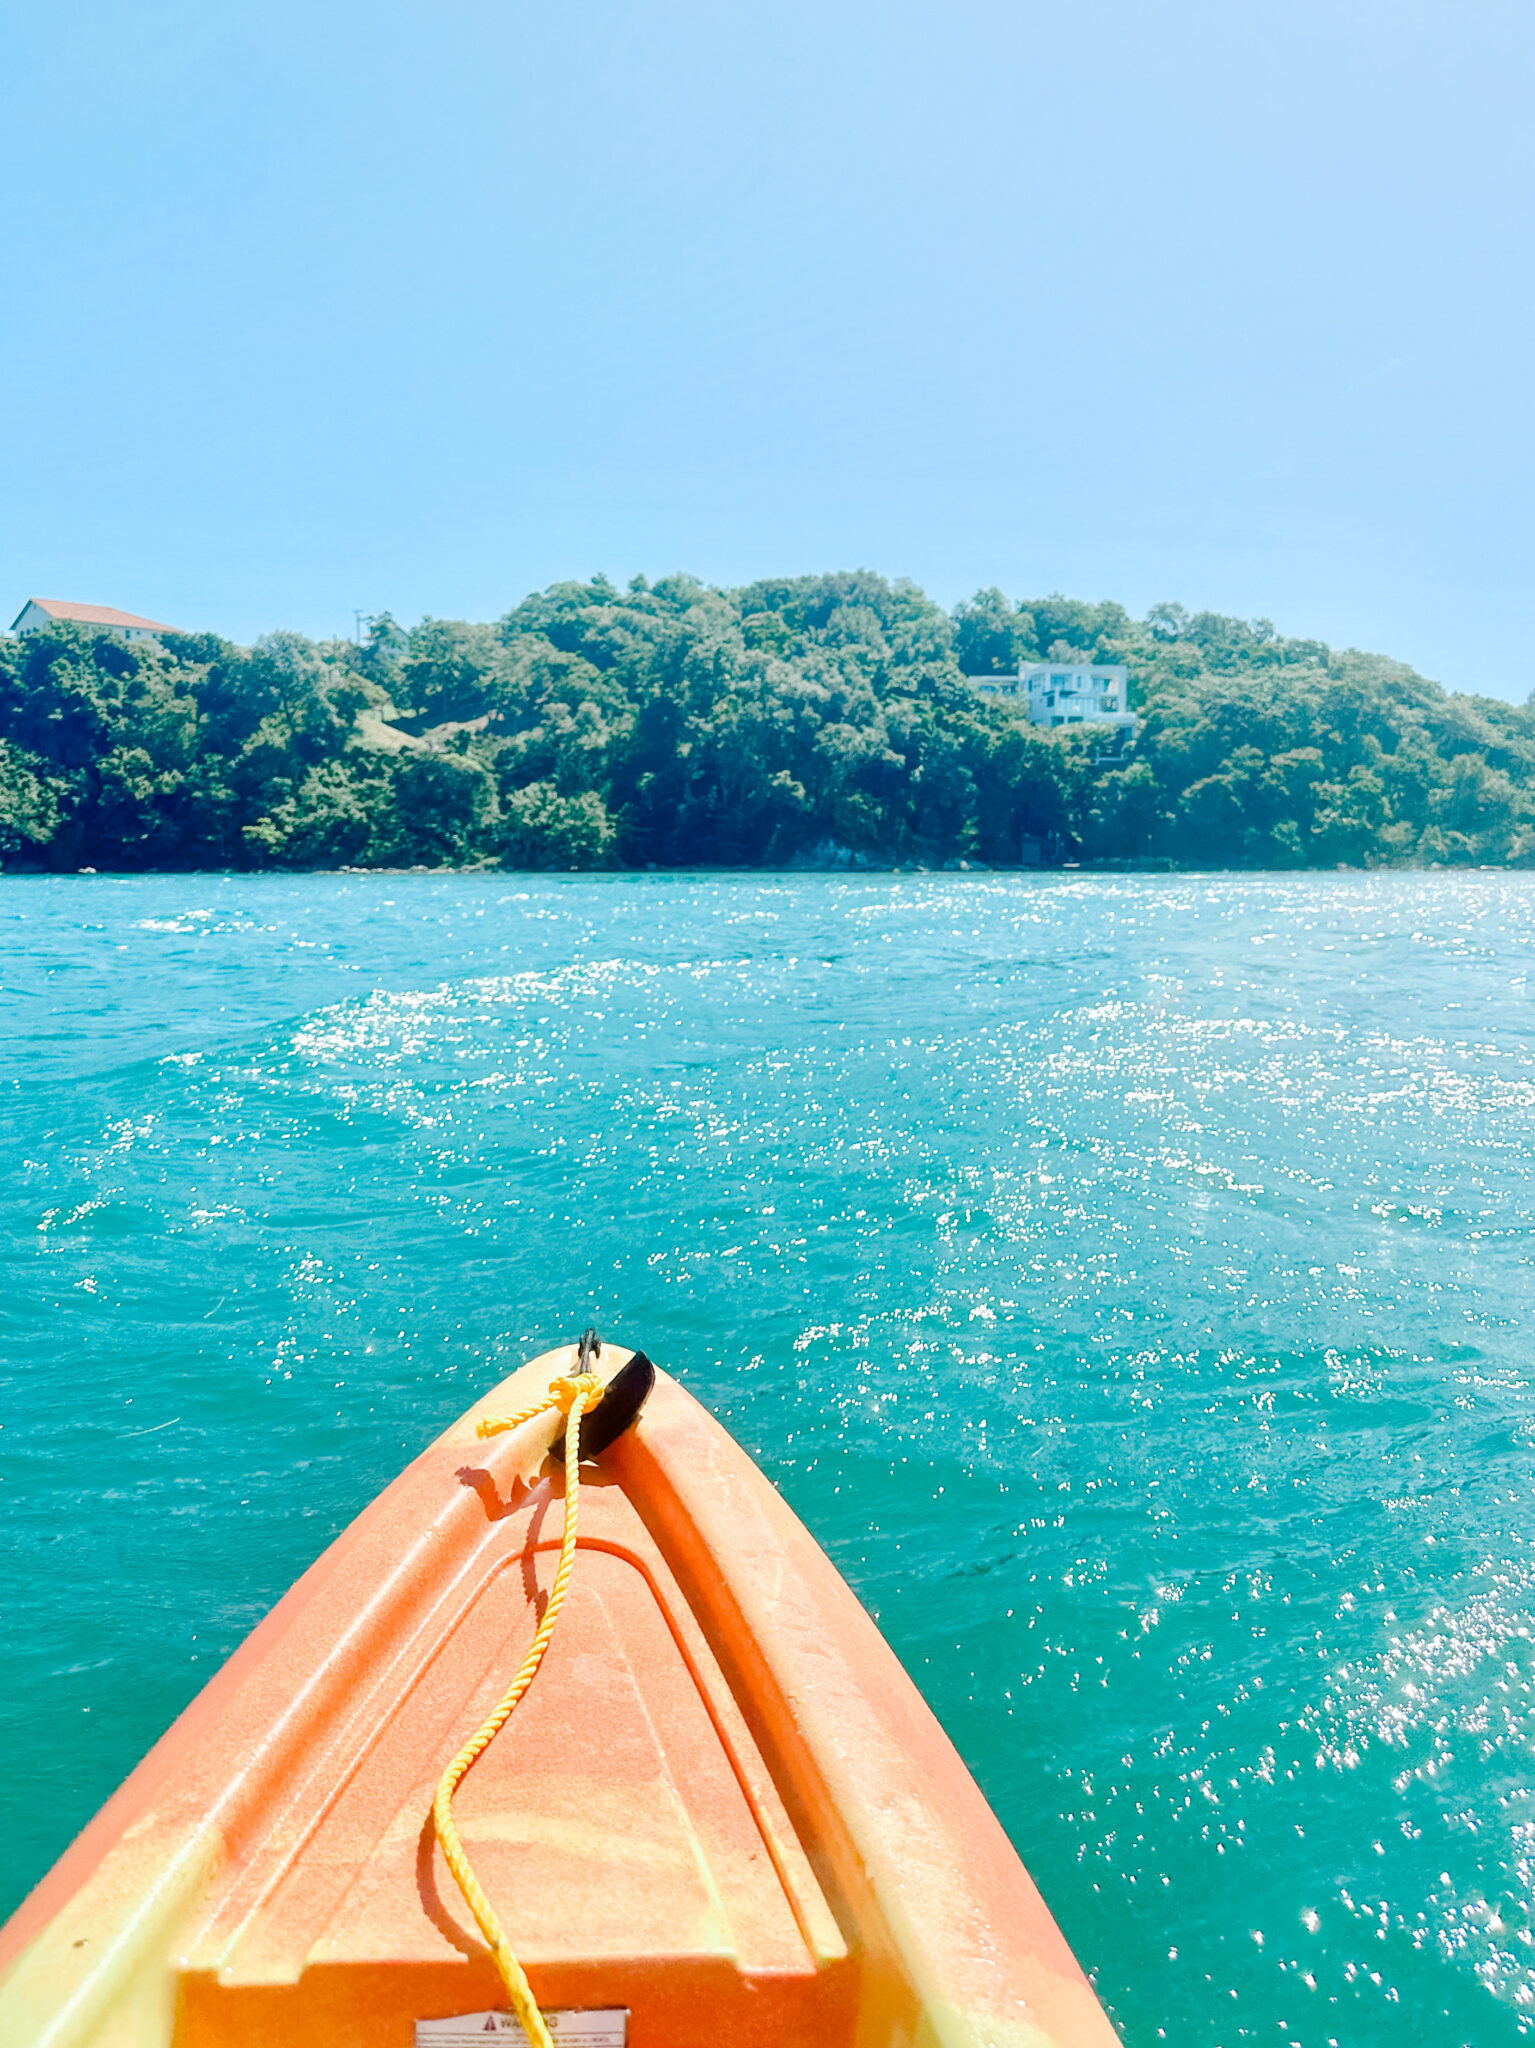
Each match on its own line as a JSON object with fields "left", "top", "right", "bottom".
{"left": 973, "top": 661, "right": 1137, "bottom": 736}
{"left": 10, "top": 598, "right": 178, "bottom": 644}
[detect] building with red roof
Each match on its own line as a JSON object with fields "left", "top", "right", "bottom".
{"left": 10, "top": 598, "right": 179, "bottom": 644}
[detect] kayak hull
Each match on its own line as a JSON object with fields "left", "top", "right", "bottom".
{"left": 0, "top": 1347, "right": 1118, "bottom": 2048}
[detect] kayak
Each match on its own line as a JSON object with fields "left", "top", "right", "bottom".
{"left": 0, "top": 1340, "right": 1118, "bottom": 2048}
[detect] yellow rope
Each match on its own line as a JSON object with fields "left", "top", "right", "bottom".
{"left": 432, "top": 1370, "right": 604, "bottom": 2048}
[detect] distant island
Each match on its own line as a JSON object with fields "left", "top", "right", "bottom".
{"left": 2, "top": 572, "right": 1531, "bottom": 872}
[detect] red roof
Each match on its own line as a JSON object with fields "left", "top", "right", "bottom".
{"left": 11, "top": 598, "right": 179, "bottom": 633}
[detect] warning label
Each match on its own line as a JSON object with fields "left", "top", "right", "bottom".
{"left": 414, "top": 2012, "right": 626, "bottom": 2047}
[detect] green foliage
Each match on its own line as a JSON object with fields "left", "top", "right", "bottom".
{"left": 1, "top": 577, "right": 1531, "bottom": 871}
{"left": 0, "top": 738, "right": 60, "bottom": 856}
{"left": 500, "top": 782, "right": 616, "bottom": 869}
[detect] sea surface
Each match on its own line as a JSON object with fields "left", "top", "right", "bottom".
{"left": 4, "top": 872, "right": 1535, "bottom": 2043}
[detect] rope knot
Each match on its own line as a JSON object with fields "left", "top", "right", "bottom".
{"left": 549, "top": 1371, "right": 604, "bottom": 1413}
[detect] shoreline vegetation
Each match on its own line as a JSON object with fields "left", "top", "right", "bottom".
{"left": 2, "top": 571, "right": 1532, "bottom": 874}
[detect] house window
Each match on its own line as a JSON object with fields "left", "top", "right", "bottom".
{"left": 1051, "top": 673, "right": 1067, "bottom": 685}
{"left": 1045, "top": 693, "right": 1054, "bottom": 706}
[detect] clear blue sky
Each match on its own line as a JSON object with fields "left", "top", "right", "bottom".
{"left": 5, "top": 0, "right": 1531, "bottom": 696}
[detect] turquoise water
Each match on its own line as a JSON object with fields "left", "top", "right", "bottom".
{"left": 5, "top": 873, "right": 1535, "bottom": 2044}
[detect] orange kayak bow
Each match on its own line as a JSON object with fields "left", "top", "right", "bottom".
{"left": 0, "top": 1342, "right": 1117, "bottom": 2048}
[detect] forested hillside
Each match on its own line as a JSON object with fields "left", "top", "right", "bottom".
{"left": 2, "top": 572, "right": 1532, "bottom": 872}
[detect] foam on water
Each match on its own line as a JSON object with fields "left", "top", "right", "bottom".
{"left": 5, "top": 870, "right": 1535, "bottom": 2044}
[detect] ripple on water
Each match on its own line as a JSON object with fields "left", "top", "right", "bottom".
{"left": 5, "top": 869, "right": 1535, "bottom": 2044}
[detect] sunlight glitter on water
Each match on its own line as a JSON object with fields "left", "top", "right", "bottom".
{"left": 5, "top": 870, "right": 1535, "bottom": 2044}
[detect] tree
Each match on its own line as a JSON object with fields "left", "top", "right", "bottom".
{"left": 0, "top": 739, "right": 60, "bottom": 860}
{"left": 2, "top": 573, "right": 1533, "bottom": 874}
{"left": 953, "top": 589, "right": 1029, "bottom": 676}
{"left": 500, "top": 782, "right": 615, "bottom": 868}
